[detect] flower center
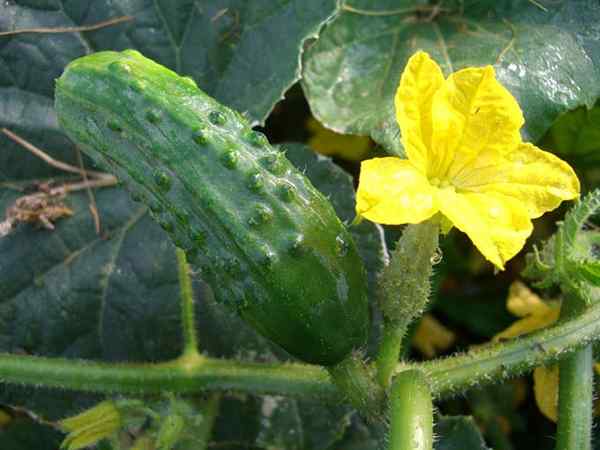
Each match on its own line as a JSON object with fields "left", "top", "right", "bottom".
{"left": 429, "top": 177, "right": 452, "bottom": 189}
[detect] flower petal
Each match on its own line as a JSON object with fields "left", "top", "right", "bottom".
{"left": 437, "top": 190, "right": 532, "bottom": 269}
{"left": 453, "top": 143, "right": 580, "bottom": 218}
{"left": 356, "top": 157, "right": 438, "bottom": 225}
{"left": 533, "top": 365, "right": 559, "bottom": 422}
{"left": 431, "top": 66, "right": 523, "bottom": 178}
{"left": 395, "top": 51, "right": 444, "bottom": 174}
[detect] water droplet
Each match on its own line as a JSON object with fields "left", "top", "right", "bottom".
{"left": 245, "top": 130, "right": 268, "bottom": 147}
{"left": 248, "top": 204, "right": 273, "bottom": 226}
{"left": 277, "top": 182, "right": 296, "bottom": 202}
{"left": 290, "top": 234, "right": 304, "bottom": 255}
{"left": 145, "top": 109, "right": 161, "bottom": 123}
{"left": 209, "top": 110, "right": 226, "bottom": 126}
{"left": 107, "top": 120, "right": 123, "bottom": 132}
{"left": 247, "top": 172, "right": 264, "bottom": 192}
{"left": 259, "top": 245, "right": 277, "bottom": 267}
{"left": 154, "top": 170, "right": 172, "bottom": 192}
{"left": 335, "top": 235, "right": 349, "bottom": 256}
{"left": 221, "top": 150, "right": 239, "bottom": 169}
{"left": 488, "top": 206, "right": 502, "bottom": 218}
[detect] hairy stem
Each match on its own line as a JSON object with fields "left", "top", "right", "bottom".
{"left": 175, "top": 248, "right": 199, "bottom": 356}
{"left": 388, "top": 370, "right": 433, "bottom": 450}
{"left": 327, "top": 354, "right": 384, "bottom": 418}
{"left": 555, "top": 299, "right": 593, "bottom": 450}
{"left": 376, "top": 221, "right": 439, "bottom": 388}
{"left": 1, "top": 299, "right": 600, "bottom": 400}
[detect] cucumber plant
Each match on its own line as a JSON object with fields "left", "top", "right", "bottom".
{"left": 0, "top": 2, "right": 599, "bottom": 448}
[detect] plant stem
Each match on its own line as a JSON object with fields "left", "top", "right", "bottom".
{"left": 376, "top": 322, "right": 405, "bottom": 389}
{"left": 388, "top": 370, "right": 433, "bottom": 450}
{"left": 327, "top": 354, "right": 384, "bottom": 418}
{"left": 554, "top": 299, "right": 593, "bottom": 450}
{"left": 376, "top": 221, "right": 439, "bottom": 388}
{"left": 1, "top": 298, "right": 600, "bottom": 400}
{"left": 175, "top": 248, "right": 199, "bottom": 357}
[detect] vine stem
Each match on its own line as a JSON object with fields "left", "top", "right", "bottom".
{"left": 554, "top": 298, "right": 593, "bottom": 450}
{"left": 175, "top": 248, "right": 199, "bottom": 357}
{"left": 327, "top": 354, "right": 384, "bottom": 418}
{"left": 388, "top": 370, "right": 433, "bottom": 450}
{"left": 1, "top": 297, "right": 600, "bottom": 400}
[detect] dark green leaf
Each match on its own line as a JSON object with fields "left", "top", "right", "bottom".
{"left": 212, "top": 395, "right": 352, "bottom": 450}
{"left": 0, "top": 0, "right": 337, "bottom": 140}
{"left": 302, "top": 0, "right": 600, "bottom": 152}
{"left": 0, "top": 417, "right": 62, "bottom": 450}
{"left": 435, "top": 415, "right": 490, "bottom": 450}
{"left": 541, "top": 101, "right": 600, "bottom": 166}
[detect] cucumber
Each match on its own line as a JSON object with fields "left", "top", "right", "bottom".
{"left": 55, "top": 50, "right": 368, "bottom": 365}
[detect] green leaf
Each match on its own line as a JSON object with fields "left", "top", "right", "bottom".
{"left": 435, "top": 415, "right": 490, "bottom": 450}
{"left": 541, "top": 102, "right": 600, "bottom": 166}
{"left": 212, "top": 395, "right": 352, "bottom": 450}
{"left": 302, "top": 0, "right": 600, "bottom": 152}
{"left": 524, "top": 189, "right": 600, "bottom": 302}
{"left": 0, "top": 417, "right": 62, "bottom": 450}
{"left": 0, "top": 0, "right": 337, "bottom": 137}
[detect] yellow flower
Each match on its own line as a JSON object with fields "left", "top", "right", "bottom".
{"left": 355, "top": 51, "right": 580, "bottom": 269}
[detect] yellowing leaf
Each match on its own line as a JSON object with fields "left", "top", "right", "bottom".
{"left": 0, "top": 410, "right": 11, "bottom": 427}
{"left": 493, "top": 282, "right": 560, "bottom": 341}
{"left": 533, "top": 365, "right": 559, "bottom": 422}
{"left": 307, "top": 117, "right": 371, "bottom": 161}
{"left": 356, "top": 157, "right": 438, "bottom": 224}
{"left": 505, "top": 281, "right": 557, "bottom": 318}
{"left": 412, "top": 313, "right": 456, "bottom": 358}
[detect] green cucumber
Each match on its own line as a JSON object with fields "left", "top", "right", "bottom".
{"left": 55, "top": 50, "right": 368, "bottom": 365}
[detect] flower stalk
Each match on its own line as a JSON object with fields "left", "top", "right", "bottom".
{"left": 376, "top": 221, "right": 439, "bottom": 388}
